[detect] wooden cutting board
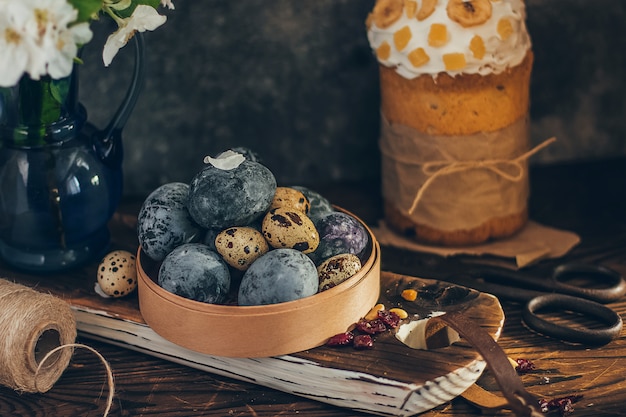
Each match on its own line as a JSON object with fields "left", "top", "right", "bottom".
{"left": 12, "top": 265, "right": 505, "bottom": 417}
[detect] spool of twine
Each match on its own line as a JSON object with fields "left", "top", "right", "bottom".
{"left": 0, "top": 279, "right": 116, "bottom": 416}
{"left": 0, "top": 279, "right": 77, "bottom": 393}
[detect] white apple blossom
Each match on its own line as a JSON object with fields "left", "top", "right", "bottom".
{"left": 0, "top": 0, "right": 93, "bottom": 87}
{"left": 0, "top": 0, "right": 172, "bottom": 87}
{"left": 0, "top": 4, "right": 33, "bottom": 86}
{"left": 103, "top": 5, "right": 167, "bottom": 66}
{"left": 161, "top": 0, "right": 175, "bottom": 10}
{"left": 31, "top": 0, "right": 93, "bottom": 79}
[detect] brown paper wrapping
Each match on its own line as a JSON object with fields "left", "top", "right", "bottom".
{"left": 380, "top": 115, "right": 531, "bottom": 231}
{"left": 373, "top": 220, "right": 580, "bottom": 268}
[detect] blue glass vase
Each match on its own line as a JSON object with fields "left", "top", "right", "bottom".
{"left": 0, "top": 34, "right": 145, "bottom": 273}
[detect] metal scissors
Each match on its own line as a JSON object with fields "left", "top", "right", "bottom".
{"left": 440, "top": 263, "right": 626, "bottom": 346}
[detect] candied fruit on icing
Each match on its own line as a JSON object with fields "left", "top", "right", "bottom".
{"left": 498, "top": 18, "right": 514, "bottom": 40}
{"left": 393, "top": 26, "right": 412, "bottom": 51}
{"left": 372, "top": 0, "right": 404, "bottom": 29}
{"left": 405, "top": 0, "right": 418, "bottom": 18}
{"left": 417, "top": 0, "right": 437, "bottom": 21}
{"left": 446, "top": 0, "right": 492, "bottom": 28}
{"left": 470, "top": 35, "right": 486, "bottom": 59}
{"left": 408, "top": 47, "right": 430, "bottom": 67}
{"left": 376, "top": 41, "right": 392, "bottom": 61}
{"left": 443, "top": 52, "right": 467, "bottom": 70}
{"left": 428, "top": 23, "right": 449, "bottom": 47}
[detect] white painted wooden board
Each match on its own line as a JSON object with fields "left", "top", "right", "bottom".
{"left": 45, "top": 271, "right": 505, "bottom": 416}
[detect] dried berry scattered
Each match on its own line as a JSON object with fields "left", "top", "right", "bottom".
{"left": 326, "top": 331, "right": 354, "bottom": 347}
{"left": 325, "top": 305, "right": 404, "bottom": 349}
{"left": 353, "top": 334, "right": 374, "bottom": 349}
{"left": 378, "top": 309, "right": 401, "bottom": 328}
{"left": 356, "top": 318, "right": 388, "bottom": 335}
{"left": 538, "top": 395, "right": 583, "bottom": 416}
{"left": 515, "top": 358, "right": 536, "bottom": 374}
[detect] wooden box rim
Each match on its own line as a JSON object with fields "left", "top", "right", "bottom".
{"left": 136, "top": 208, "right": 381, "bottom": 357}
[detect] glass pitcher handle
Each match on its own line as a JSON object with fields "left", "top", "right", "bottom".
{"left": 94, "top": 32, "right": 145, "bottom": 167}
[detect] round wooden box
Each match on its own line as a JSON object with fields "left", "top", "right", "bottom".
{"left": 136, "top": 209, "right": 381, "bottom": 358}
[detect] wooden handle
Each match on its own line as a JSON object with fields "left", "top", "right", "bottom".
{"left": 434, "top": 311, "right": 543, "bottom": 417}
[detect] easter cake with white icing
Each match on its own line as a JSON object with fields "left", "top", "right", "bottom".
{"left": 367, "top": 0, "right": 533, "bottom": 246}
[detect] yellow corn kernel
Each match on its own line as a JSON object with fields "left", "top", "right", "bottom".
{"left": 365, "top": 303, "right": 385, "bottom": 320}
{"left": 376, "top": 41, "right": 391, "bottom": 61}
{"left": 394, "top": 26, "right": 412, "bottom": 51}
{"left": 408, "top": 47, "right": 430, "bottom": 67}
{"left": 443, "top": 52, "right": 467, "bottom": 70}
{"left": 428, "top": 23, "right": 448, "bottom": 47}
{"left": 389, "top": 308, "right": 409, "bottom": 319}
{"left": 401, "top": 288, "right": 418, "bottom": 301}
{"left": 498, "top": 18, "right": 514, "bottom": 40}
{"left": 470, "top": 35, "right": 486, "bottom": 59}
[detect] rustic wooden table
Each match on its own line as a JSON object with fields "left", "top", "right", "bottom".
{"left": 0, "top": 158, "right": 624, "bottom": 417}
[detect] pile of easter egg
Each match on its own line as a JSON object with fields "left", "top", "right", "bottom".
{"left": 137, "top": 148, "right": 371, "bottom": 306}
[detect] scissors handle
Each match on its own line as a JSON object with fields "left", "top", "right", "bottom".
{"left": 469, "top": 264, "right": 626, "bottom": 304}
{"left": 522, "top": 293, "right": 623, "bottom": 346}
{"left": 551, "top": 263, "right": 626, "bottom": 304}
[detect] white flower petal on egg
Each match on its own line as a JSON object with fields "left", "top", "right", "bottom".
{"left": 204, "top": 150, "right": 246, "bottom": 170}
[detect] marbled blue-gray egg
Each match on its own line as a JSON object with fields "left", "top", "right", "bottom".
{"left": 137, "top": 182, "right": 203, "bottom": 262}
{"left": 238, "top": 248, "right": 318, "bottom": 306}
{"left": 309, "top": 212, "right": 369, "bottom": 265}
{"left": 187, "top": 160, "right": 277, "bottom": 229}
{"left": 202, "top": 228, "right": 220, "bottom": 251}
{"left": 291, "top": 185, "right": 334, "bottom": 220}
{"left": 157, "top": 243, "right": 230, "bottom": 304}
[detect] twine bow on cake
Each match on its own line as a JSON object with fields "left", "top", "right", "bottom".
{"left": 406, "top": 137, "right": 556, "bottom": 215}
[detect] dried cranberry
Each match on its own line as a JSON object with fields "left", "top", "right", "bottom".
{"left": 515, "top": 358, "right": 536, "bottom": 374}
{"left": 538, "top": 395, "right": 583, "bottom": 416}
{"left": 377, "top": 309, "right": 401, "bottom": 328}
{"left": 353, "top": 334, "right": 374, "bottom": 349}
{"left": 355, "top": 318, "right": 387, "bottom": 335}
{"left": 326, "top": 332, "right": 354, "bottom": 347}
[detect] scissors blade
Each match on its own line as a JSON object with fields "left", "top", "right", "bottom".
{"left": 466, "top": 265, "right": 557, "bottom": 291}
{"left": 435, "top": 274, "right": 543, "bottom": 303}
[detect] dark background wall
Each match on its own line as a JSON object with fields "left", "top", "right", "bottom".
{"left": 77, "top": 0, "right": 626, "bottom": 197}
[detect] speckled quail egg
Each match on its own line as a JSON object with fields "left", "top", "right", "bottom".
{"left": 262, "top": 208, "right": 319, "bottom": 254}
{"left": 269, "top": 187, "right": 310, "bottom": 214}
{"left": 317, "top": 253, "right": 362, "bottom": 292}
{"left": 96, "top": 250, "right": 137, "bottom": 298}
{"left": 215, "top": 226, "right": 269, "bottom": 271}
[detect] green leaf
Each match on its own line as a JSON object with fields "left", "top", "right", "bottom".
{"left": 68, "top": 0, "right": 103, "bottom": 23}
{"left": 50, "top": 78, "right": 70, "bottom": 106}
{"left": 40, "top": 79, "right": 63, "bottom": 126}
{"left": 110, "top": 0, "right": 132, "bottom": 11}
{"left": 116, "top": 0, "right": 161, "bottom": 18}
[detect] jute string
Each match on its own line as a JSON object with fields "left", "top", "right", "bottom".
{"left": 381, "top": 136, "right": 556, "bottom": 215}
{"left": 408, "top": 136, "right": 556, "bottom": 214}
{"left": 0, "top": 279, "right": 115, "bottom": 416}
